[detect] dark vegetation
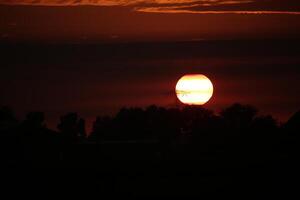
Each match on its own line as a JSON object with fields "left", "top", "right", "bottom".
{"left": 0, "top": 103, "right": 299, "bottom": 196}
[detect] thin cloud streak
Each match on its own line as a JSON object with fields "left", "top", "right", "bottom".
{"left": 135, "top": 7, "right": 300, "bottom": 15}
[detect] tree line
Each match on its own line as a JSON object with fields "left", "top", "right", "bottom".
{"left": 0, "top": 103, "right": 299, "bottom": 167}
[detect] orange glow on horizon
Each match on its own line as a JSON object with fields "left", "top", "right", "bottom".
{"left": 175, "top": 74, "right": 214, "bottom": 105}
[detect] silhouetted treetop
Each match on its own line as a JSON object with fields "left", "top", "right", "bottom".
{"left": 0, "top": 106, "right": 16, "bottom": 122}
{"left": 252, "top": 115, "right": 278, "bottom": 131}
{"left": 57, "top": 112, "right": 86, "bottom": 140}
{"left": 0, "top": 106, "right": 18, "bottom": 132}
{"left": 284, "top": 111, "right": 300, "bottom": 135}
{"left": 220, "top": 103, "right": 257, "bottom": 129}
{"left": 23, "top": 112, "right": 45, "bottom": 129}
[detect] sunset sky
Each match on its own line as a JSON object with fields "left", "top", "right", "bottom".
{"left": 1, "top": 0, "right": 300, "bottom": 130}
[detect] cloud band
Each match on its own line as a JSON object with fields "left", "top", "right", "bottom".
{"left": 1, "top": 0, "right": 300, "bottom": 15}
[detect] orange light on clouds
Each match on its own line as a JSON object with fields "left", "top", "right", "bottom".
{"left": 175, "top": 74, "right": 213, "bottom": 105}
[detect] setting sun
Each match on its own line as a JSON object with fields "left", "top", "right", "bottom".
{"left": 175, "top": 74, "right": 214, "bottom": 105}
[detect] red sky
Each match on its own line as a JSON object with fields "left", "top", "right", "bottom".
{"left": 1, "top": 0, "right": 300, "bottom": 131}
{"left": 1, "top": 0, "right": 300, "bottom": 42}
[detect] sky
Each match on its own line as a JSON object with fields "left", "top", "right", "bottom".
{"left": 0, "top": 0, "right": 300, "bottom": 131}
{"left": 1, "top": 0, "right": 300, "bottom": 42}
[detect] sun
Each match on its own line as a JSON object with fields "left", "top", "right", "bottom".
{"left": 175, "top": 74, "right": 214, "bottom": 105}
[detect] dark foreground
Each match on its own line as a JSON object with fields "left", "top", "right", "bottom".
{"left": 1, "top": 104, "right": 300, "bottom": 196}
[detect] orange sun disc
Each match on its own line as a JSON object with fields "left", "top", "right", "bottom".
{"left": 175, "top": 74, "right": 214, "bottom": 105}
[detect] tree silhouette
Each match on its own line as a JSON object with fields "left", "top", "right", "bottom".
{"left": 252, "top": 115, "right": 277, "bottom": 132}
{"left": 0, "top": 106, "right": 17, "bottom": 123}
{"left": 22, "top": 112, "right": 45, "bottom": 131}
{"left": 284, "top": 111, "right": 300, "bottom": 135}
{"left": 57, "top": 112, "right": 86, "bottom": 142}
{"left": 282, "top": 111, "right": 300, "bottom": 157}
{"left": 0, "top": 102, "right": 299, "bottom": 188}
{"left": 220, "top": 103, "right": 257, "bottom": 130}
{"left": 0, "top": 106, "right": 19, "bottom": 166}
